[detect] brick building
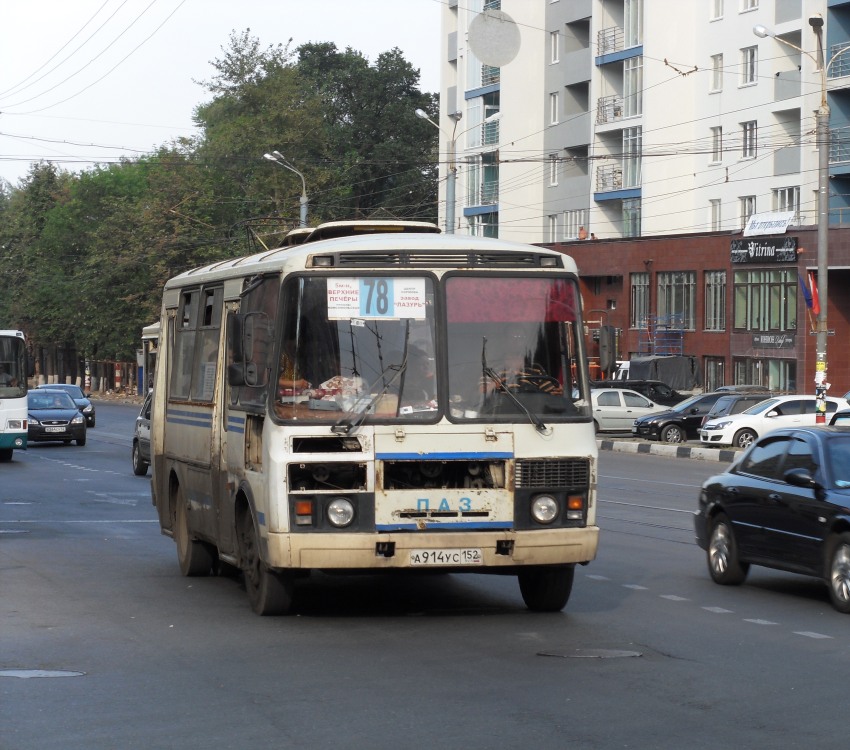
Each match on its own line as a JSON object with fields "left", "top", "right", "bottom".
{"left": 548, "top": 224, "right": 850, "bottom": 395}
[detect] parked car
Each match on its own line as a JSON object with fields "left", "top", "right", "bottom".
{"left": 27, "top": 389, "right": 87, "bottom": 446}
{"left": 36, "top": 383, "right": 95, "bottom": 426}
{"left": 632, "top": 392, "right": 726, "bottom": 443}
{"left": 591, "top": 379, "right": 685, "bottom": 407}
{"left": 590, "top": 388, "right": 667, "bottom": 433}
{"left": 699, "top": 393, "right": 770, "bottom": 428}
{"left": 132, "top": 390, "right": 152, "bottom": 476}
{"left": 700, "top": 395, "right": 849, "bottom": 449}
{"left": 831, "top": 410, "right": 850, "bottom": 426}
{"left": 694, "top": 426, "right": 850, "bottom": 613}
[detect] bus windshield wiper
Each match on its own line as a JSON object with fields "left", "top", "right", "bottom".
{"left": 331, "top": 362, "right": 407, "bottom": 435}
{"left": 481, "top": 337, "right": 549, "bottom": 435}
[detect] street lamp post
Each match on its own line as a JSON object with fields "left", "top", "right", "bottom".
{"left": 754, "top": 17, "right": 833, "bottom": 421}
{"left": 263, "top": 151, "right": 308, "bottom": 227}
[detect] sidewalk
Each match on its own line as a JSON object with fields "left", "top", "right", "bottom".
{"left": 597, "top": 436, "right": 738, "bottom": 463}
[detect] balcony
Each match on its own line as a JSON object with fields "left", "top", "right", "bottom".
{"left": 596, "top": 164, "right": 623, "bottom": 192}
{"left": 597, "top": 26, "right": 624, "bottom": 56}
{"left": 831, "top": 132, "right": 850, "bottom": 165}
{"left": 596, "top": 95, "right": 624, "bottom": 125}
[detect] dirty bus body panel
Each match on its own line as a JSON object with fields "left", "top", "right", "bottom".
{"left": 150, "top": 223, "right": 599, "bottom": 614}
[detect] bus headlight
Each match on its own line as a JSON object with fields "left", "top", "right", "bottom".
{"left": 327, "top": 497, "right": 355, "bottom": 528}
{"left": 531, "top": 494, "right": 559, "bottom": 525}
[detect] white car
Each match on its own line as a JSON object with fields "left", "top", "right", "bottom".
{"left": 591, "top": 388, "right": 667, "bottom": 433}
{"left": 700, "top": 394, "right": 849, "bottom": 449}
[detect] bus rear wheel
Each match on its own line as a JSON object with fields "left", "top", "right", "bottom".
{"left": 518, "top": 565, "right": 575, "bottom": 612}
{"left": 237, "top": 508, "right": 294, "bottom": 616}
{"left": 174, "top": 485, "right": 214, "bottom": 577}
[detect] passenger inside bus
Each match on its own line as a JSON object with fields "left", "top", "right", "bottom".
{"left": 0, "top": 364, "right": 17, "bottom": 387}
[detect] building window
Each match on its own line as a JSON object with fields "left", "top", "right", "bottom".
{"left": 704, "top": 357, "right": 725, "bottom": 391}
{"left": 630, "top": 272, "right": 649, "bottom": 329}
{"left": 623, "top": 127, "right": 642, "bottom": 188}
{"left": 710, "top": 199, "right": 722, "bottom": 230}
{"left": 547, "top": 214, "right": 557, "bottom": 241}
{"left": 624, "top": 0, "right": 643, "bottom": 48}
{"left": 550, "top": 30, "right": 560, "bottom": 63}
{"left": 741, "top": 0, "right": 758, "bottom": 11}
{"left": 623, "top": 197, "right": 641, "bottom": 237}
{"left": 740, "top": 46, "right": 757, "bottom": 86}
{"left": 740, "top": 195, "right": 756, "bottom": 226}
{"left": 705, "top": 270, "right": 727, "bottom": 331}
{"left": 624, "top": 56, "right": 643, "bottom": 117}
{"left": 734, "top": 357, "right": 794, "bottom": 392}
{"left": 550, "top": 92, "right": 560, "bottom": 124}
{"left": 711, "top": 0, "right": 724, "bottom": 20}
{"left": 467, "top": 212, "right": 498, "bottom": 238}
{"left": 657, "top": 272, "right": 696, "bottom": 330}
{"left": 549, "top": 153, "right": 559, "bottom": 186}
{"left": 773, "top": 186, "right": 800, "bottom": 221}
{"left": 563, "top": 209, "right": 589, "bottom": 240}
{"left": 733, "top": 269, "right": 797, "bottom": 332}
{"left": 741, "top": 120, "right": 757, "bottom": 158}
{"left": 710, "top": 54, "right": 724, "bottom": 92}
{"left": 710, "top": 126, "right": 723, "bottom": 163}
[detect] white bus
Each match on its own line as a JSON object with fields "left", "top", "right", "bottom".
{"left": 150, "top": 222, "right": 599, "bottom": 614}
{"left": 0, "top": 329, "right": 29, "bottom": 462}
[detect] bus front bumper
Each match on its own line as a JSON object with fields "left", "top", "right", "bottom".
{"left": 265, "top": 527, "right": 599, "bottom": 570}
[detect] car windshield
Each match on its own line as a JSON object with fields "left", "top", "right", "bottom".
{"left": 742, "top": 398, "right": 780, "bottom": 416}
{"left": 42, "top": 384, "right": 84, "bottom": 398}
{"left": 29, "top": 392, "right": 76, "bottom": 409}
{"left": 671, "top": 395, "right": 705, "bottom": 413}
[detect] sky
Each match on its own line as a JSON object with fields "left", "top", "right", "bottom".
{"left": 0, "top": 0, "right": 442, "bottom": 187}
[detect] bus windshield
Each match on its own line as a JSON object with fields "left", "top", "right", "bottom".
{"left": 0, "top": 334, "right": 27, "bottom": 399}
{"left": 275, "top": 275, "right": 438, "bottom": 424}
{"left": 273, "top": 273, "right": 589, "bottom": 426}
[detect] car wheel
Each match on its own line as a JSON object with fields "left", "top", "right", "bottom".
{"left": 517, "top": 565, "right": 575, "bottom": 612}
{"left": 132, "top": 442, "right": 148, "bottom": 476}
{"left": 174, "top": 484, "right": 214, "bottom": 577}
{"left": 89, "top": 417, "right": 96, "bottom": 427}
{"left": 733, "top": 428, "right": 757, "bottom": 450}
{"left": 76, "top": 435, "right": 86, "bottom": 446}
{"left": 707, "top": 514, "right": 749, "bottom": 585}
{"left": 827, "top": 533, "right": 850, "bottom": 614}
{"left": 593, "top": 420, "right": 600, "bottom": 434}
{"left": 0, "top": 448, "right": 12, "bottom": 462}
{"left": 660, "top": 424, "right": 685, "bottom": 443}
{"left": 237, "top": 507, "right": 294, "bottom": 615}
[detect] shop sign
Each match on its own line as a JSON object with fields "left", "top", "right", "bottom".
{"left": 731, "top": 237, "right": 797, "bottom": 264}
{"left": 752, "top": 333, "right": 795, "bottom": 348}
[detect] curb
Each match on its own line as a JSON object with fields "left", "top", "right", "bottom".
{"left": 597, "top": 438, "right": 738, "bottom": 463}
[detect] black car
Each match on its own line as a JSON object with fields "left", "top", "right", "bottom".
{"left": 591, "top": 379, "right": 685, "bottom": 407}
{"left": 699, "top": 392, "right": 769, "bottom": 428}
{"left": 36, "top": 383, "right": 95, "bottom": 426}
{"left": 27, "top": 389, "right": 87, "bottom": 446}
{"left": 694, "top": 426, "right": 850, "bottom": 613}
{"left": 631, "top": 392, "right": 725, "bottom": 443}
{"left": 132, "top": 390, "right": 152, "bottom": 476}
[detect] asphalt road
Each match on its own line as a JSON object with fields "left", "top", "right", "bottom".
{"left": 2, "top": 402, "right": 847, "bottom": 749}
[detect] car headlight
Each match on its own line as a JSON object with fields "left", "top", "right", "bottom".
{"left": 28, "top": 417, "right": 39, "bottom": 426}
{"left": 713, "top": 420, "right": 733, "bottom": 430}
{"left": 326, "top": 497, "right": 355, "bottom": 528}
{"left": 72, "top": 414, "right": 85, "bottom": 424}
{"left": 83, "top": 405, "right": 93, "bottom": 413}
{"left": 531, "top": 494, "right": 559, "bottom": 524}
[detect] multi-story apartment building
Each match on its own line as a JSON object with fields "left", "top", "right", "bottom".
{"left": 438, "top": 0, "right": 849, "bottom": 243}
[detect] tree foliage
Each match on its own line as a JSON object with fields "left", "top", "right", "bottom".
{"left": 0, "top": 31, "right": 438, "bottom": 375}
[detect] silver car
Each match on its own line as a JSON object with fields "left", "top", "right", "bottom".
{"left": 132, "top": 391, "right": 152, "bottom": 476}
{"left": 591, "top": 388, "right": 667, "bottom": 433}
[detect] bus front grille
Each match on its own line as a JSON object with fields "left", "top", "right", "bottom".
{"left": 515, "top": 458, "right": 590, "bottom": 489}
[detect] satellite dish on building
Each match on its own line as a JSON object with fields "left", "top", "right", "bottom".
{"left": 468, "top": 9, "right": 521, "bottom": 68}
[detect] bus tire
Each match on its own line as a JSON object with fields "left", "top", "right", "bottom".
{"left": 174, "top": 485, "right": 214, "bottom": 577}
{"left": 237, "top": 508, "right": 294, "bottom": 616}
{"left": 0, "top": 448, "right": 12, "bottom": 462}
{"left": 518, "top": 565, "right": 575, "bottom": 612}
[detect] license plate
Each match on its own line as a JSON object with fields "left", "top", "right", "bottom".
{"left": 410, "top": 548, "right": 483, "bottom": 566}
{"left": 45, "top": 426, "right": 66, "bottom": 433}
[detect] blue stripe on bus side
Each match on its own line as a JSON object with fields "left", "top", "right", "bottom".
{"left": 376, "top": 521, "right": 512, "bottom": 531}
{"left": 227, "top": 415, "right": 245, "bottom": 434}
{"left": 376, "top": 452, "right": 514, "bottom": 460}
{"left": 165, "top": 409, "right": 213, "bottom": 429}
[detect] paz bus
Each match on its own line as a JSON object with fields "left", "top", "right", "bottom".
{"left": 0, "top": 329, "right": 29, "bottom": 461}
{"left": 150, "top": 221, "right": 599, "bottom": 614}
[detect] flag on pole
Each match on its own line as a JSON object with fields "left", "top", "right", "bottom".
{"left": 809, "top": 272, "right": 821, "bottom": 316}
{"left": 798, "top": 273, "right": 813, "bottom": 309}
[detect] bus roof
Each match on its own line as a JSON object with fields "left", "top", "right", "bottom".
{"left": 165, "top": 225, "right": 576, "bottom": 289}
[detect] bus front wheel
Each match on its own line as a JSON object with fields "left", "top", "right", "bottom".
{"left": 518, "top": 565, "right": 575, "bottom": 612}
{"left": 237, "top": 509, "right": 294, "bottom": 616}
{"left": 174, "top": 485, "right": 214, "bottom": 577}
